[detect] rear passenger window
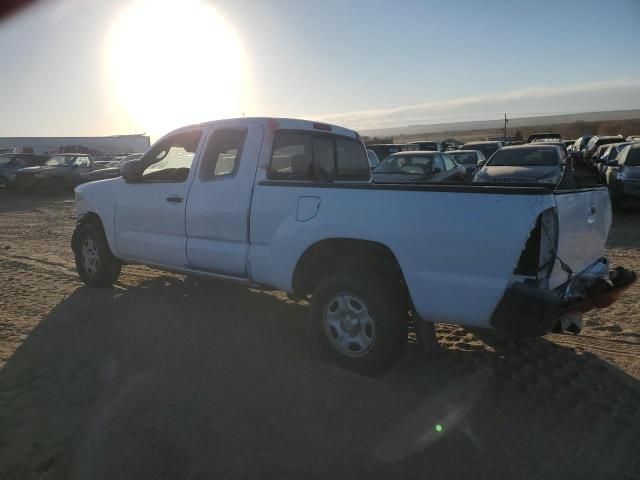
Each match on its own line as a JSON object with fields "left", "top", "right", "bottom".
{"left": 269, "top": 131, "right": 369, "bottom": 181}
{"left": 270, "top": 132, "right": 313, "bottom": 180}
{"left": 335, "top": 138, "right": 369, "bottom": 180}
{"left": 312, "top": 137, "right": 335, "bottom": 178}
{"left": 200, "top": 128, "right": 247, "bottom": 180}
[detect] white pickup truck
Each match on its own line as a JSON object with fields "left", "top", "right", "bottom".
{"left": 72, "top": 117, "right": 635, "bottom": 373}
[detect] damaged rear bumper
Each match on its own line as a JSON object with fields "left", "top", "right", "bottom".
{"left": 489, "top": 259, "right": 636, "bottom": 338}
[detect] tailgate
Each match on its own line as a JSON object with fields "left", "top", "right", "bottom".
{"left": 550, "top": 187, "right": 612, "bottom": 288}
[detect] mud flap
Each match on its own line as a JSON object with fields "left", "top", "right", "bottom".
{"left": 489, "top": 282, "right": 563, "bottom": 338}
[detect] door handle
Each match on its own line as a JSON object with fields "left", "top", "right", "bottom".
{"left": 166, "top": 195, "right": 183, "bottom": 203}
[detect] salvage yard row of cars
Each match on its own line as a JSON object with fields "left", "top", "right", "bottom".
{"left": 0, "top": 151, "right": 142, "bottom": 192}
{"left": 63, "top": 117, "right": 637, "bottom": 374}
{"left": 368, "top": 138, "right": 575, "bottom": 188}
{"left": 577, "top": 135, "right": 640, "bottom": 208}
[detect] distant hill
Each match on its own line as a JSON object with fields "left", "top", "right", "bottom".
{"left": 361, "top": 109, "right": 640, "bottom": 138}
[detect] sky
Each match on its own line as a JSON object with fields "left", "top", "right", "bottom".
{"left": 0, "top": 0, "right": 639, "bottom": 140}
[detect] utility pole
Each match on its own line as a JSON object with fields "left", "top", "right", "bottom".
{"left": 504, "top": 113, "right": 508, "bottom": 143}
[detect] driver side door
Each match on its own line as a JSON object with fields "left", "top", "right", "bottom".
{"left": 114, "top": 128, "right": 204, "bottom": 268}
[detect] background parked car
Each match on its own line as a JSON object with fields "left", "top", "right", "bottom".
{"left": 607, "top": 143, "right": 640, "bottom": 208}
{"left": 460, "top": 141, "right": 503, "bottom": 160}
{"left": 0, "top": 153, "right": 49, "bottom": 188}
{"left": 526, "top": 132, "right": 561, "bottom": 143}
{"left": 571, "top": 135, "right": 593, "bottom": 166}
{"left": 590, "top": 144, "right": 614, "bottom": 176}
{"left": 85, "top": 153, "right": 143, "bottom": 182}
{"left": 15, "top": 153, "right": 94, "bottom": 193}
{"left": 598, "top": 142, "right": 632, "bottom": 183}
{"left": 372, "top": 151, "right": 467, "bottom": 183}
{"left": 366, "top": 143, "right": 418, "bottom": 161}
{"left": 584, "top": 135, "right": 624, "bottom": 169}
{"left": 473, "top": 144, "right": 574, "bottom": 188}
{"left": 446, "top": 149, "right": 486, "bottom": 177}
{"left": 409, "top": 140, "right": 442, "bottom": 151}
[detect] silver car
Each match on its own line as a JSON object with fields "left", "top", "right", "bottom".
{"left": 473, "top": 144, "right": 574, "bottom": 188}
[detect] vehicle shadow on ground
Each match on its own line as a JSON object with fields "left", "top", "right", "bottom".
{"left": 1, "top": 276, "right": 639, "bottom": 480}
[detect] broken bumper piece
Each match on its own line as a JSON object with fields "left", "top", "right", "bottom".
{"left": 490, "top": 262, "right": 636, "bottom": 338}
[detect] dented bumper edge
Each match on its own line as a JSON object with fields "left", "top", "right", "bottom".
{"left": 490, "top": 261, "right": 636, "bottom": 338}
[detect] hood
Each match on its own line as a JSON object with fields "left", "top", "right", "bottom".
{"left": 16, "top": 165, "right": 69, "bottom": 174}
{"left": 478, "top": 165, "right": 560, "bottom": 179}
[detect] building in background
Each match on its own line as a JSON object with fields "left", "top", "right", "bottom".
{"left": 0, "top": 134, "right": 150, "bottom": 155}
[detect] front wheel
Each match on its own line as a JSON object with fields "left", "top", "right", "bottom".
{"left": 73, "top": 223, "right": 121, "bottom": 287}
{"left": 310, "top": 272, "right": 406, "bottom": 375}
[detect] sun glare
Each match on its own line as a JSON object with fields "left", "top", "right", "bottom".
{"left": 105, "top": 0, "right": 249, "bottom": 137}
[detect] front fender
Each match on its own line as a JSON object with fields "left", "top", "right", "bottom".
{"left": 74, "top": 179, "right": 122, "bottom": 258}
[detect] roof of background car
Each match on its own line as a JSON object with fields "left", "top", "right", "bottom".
{"left": 462, "top": 141, "right": 502, "bottom": 145}
{"left": 388, "top": 151, "right": 439, "bottom": 157}
{"left": 592, "top": 135, "right": 624, "bottom": 140}
{"left": 499, "top": 144, "right": 562, "bottom": 151}
{"left": 448, "top": 150, "right": 480, "bottom": 153}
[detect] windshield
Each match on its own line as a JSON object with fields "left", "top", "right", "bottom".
{"left": 373, "top": 155, "right": 434, "bottom": 174}
{"left": 448, "top": 152, "right": 477, "bottom": 165}
{"left": 0, "top": 155, "right": 13, "bottom": 166}
{"left": 44, "top": 155, "right": 75, "bottom": 166}
{"left": 486, "top": 147, "right": 559, "bottom": 167}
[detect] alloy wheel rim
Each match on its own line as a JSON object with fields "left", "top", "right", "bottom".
{"left": 323, "top": 293, "right": 375, "bottom": 358}
{"left": 81, "top": 238, "right": 100, "bottom": 275}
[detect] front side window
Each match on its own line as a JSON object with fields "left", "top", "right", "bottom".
{"left": 141, "top": 129, "right": 202, "bottom": 182}
{"left": 73, "top": 156, "right": 90, "bottom": 167}
{"left": 199, "top": 128, "right": 247, "bottom": 180}
{"left": 45, "top": 155, "right": 75, "bottom": 166}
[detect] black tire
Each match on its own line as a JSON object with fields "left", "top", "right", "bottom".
{"left": 310, "top": 272, "right": 406, "bottom": 375}
{"left": 73, "top": 223, "right": 121, "bottom": 287}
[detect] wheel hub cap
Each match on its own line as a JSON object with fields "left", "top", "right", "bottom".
{"left": 323, "top": 293, "right": 375, "bottom": 358}
{"left": 81, "top": 238, "right": 100, "bottom": 275}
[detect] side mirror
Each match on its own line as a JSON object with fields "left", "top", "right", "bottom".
{"left": 121, "top": 159, "right": 143, "bottom": 182}
{"left": 477, "top": 159, "right": 486, "bottom": 167}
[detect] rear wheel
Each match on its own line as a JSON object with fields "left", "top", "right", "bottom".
{"left": 73, "top": 223, "right": 121, "bottom": 287}
{"left": 311, "top": 272, "right": 406, "bottom": 375}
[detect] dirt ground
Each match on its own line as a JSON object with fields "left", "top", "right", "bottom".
{"left": 0, "top": 190, "right": 639, "bottom": 480}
